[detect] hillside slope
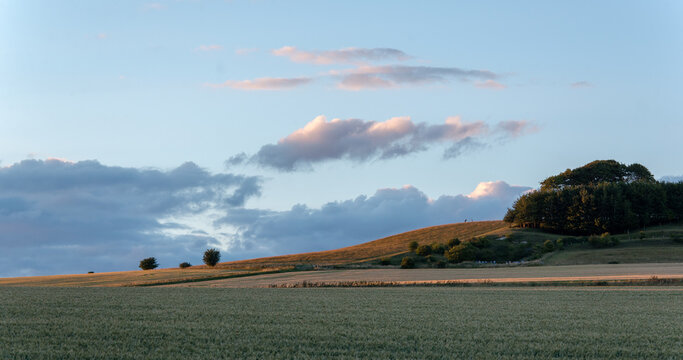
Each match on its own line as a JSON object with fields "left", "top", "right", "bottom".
{"left": 217, "top": 220, "right": 508, "bottom": 268}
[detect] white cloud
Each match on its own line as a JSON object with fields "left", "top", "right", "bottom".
{"left": 196, "top": 44, "right": 223, "bottom": 52}
{"left": 245, "top": 115, "right": 536, "bottom": 171}
{"left": 336, "top": 65, "right": 500, "bottom": 90}
{"left": 272, "top": 46, "right": 410, "bottom": 65}
{"left": 206, "top": 77, "right": 313, "bottom": 90}
{"left": 217, "top": 182, "right": 531, "bottom": 257}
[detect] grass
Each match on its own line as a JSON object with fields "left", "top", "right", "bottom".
{"left": 0, "top": 267, "right": 290, "bottom": 287}
{"left": 219, "top": 220, "right": 508, "bottom": 268}
{"left": 0, "top": 287, "right": 680, "bottom": 359}
{"left": 544, "top": 241, "right": 683, "bottom": 265}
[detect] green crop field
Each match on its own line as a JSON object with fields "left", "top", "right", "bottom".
{"left": 1, "top": 287, "right": 681, "bottom": 359}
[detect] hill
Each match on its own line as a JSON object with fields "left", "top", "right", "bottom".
{"left": 215, "top": 220, "right": 508, "bottom": 268}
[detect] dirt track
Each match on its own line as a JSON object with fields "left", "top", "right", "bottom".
{"left": 163, "top": 263, "right": 683, "bottom": 288}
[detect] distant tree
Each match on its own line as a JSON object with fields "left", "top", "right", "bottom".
{"left": 445, "top": 242, "right": 476, "bottom": 263}
{"left": 203, "top": 248, "right": 221, "bottom": 266}
{"left": 400, "top": 256, "right": 415, "bottom": 269}
{"left": 408, "top": 241, "right": 419, "bottom": 252}
{"left": 416, "top": 244, "right": 432, "bottom": 256}
{"left": 179, "top": 262, "right": 192, "bottom": 269}
{"left": 430, "top": 242, "right": 446, "bottom": 254}
{"left": 139, "top": 257, "right": 158, "bottom": 270}
{"left": 555, "top": 239, "right": 564, "bottom": 250}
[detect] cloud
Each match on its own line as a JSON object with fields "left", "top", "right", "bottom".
{"left": 660, "top": 175, "right": 683, "bottom": 183}
{"left": 474, "top": 79, "right": 506, "bottom": 90}
{"left": 96, "top": 33, "right": 108, "bottom": 40}
{"left": 144, "top": 2, "right": 165, "bottom": 10}
{"left": 196, "top": 44, "right": 223, "bottom": 52}
{"left": 0, "top": 159, "right": 261, "bottom": 277}
{"left": 216, "top": 182, "right": 531, "bottom": 257}
{"left": 246, "top": 115, "right": 534, "bottom": 171}
{"left": 272, "top": 46, "right": 410, "bottom": 65}
{"left": 571, "top": 81, "right": 593, "bottom": 88}
{"left": 206, "top": 77, "right": 313, "bottom": 90}
{"left": 494, "top": 120, "right": 539, "bottom": 139}
{"left": 336, "top": 65, "right": 500, "bottom": 90}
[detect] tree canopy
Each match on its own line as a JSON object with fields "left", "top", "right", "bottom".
{"left": 505, "top": 160, "right": 681, "bottom": 235}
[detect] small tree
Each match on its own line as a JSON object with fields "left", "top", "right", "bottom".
{"left": 408, "top": 241, "right": 419, "bottom": 252}
{"left": 203, "top": 248, "right": 221, "bottom": 266}
{"left": 400, "top": 256, "right": 415, "bottom": 269}
{"left": 139, "top": 257, "right": 158, "bottom": 270}
{"left": 179, "top": 262, "right": 192, "bottom": 269}
{"left": 447, "top": 238, "right": 461, "bottom": 248}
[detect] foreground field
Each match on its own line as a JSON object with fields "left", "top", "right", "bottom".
{"left": 166, "top": 263, "right": 683, "bottom": 288}
{"left": 0, "top": 287, "right": 680, "bottom": 359}
{"left": 0, "top": 267, "right": 270, "bottom": 287}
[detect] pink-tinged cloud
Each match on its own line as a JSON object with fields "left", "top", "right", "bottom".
{"left": 144, "top": 2, "right": 165, "bottom": 10}
{"left": 336, "top": 65, "right": 500, "bottom": 90}
{"left": 240, "top": 115, "right": 531, "bottom": 171}
{"left": 272, "top": 46, "right": 410, "bottom": 65}
{"left": 207, "top": 77, "right": 313, "bottom": 90}
{"left": 97, "top": 33, "right": 108, "bottom": 39}
{"left": 495, "top": 120, "right": 539, "bottom": 138}
{"left": 474, "top": 79, "right": 506, "bottom": 90}
{"left": 571, "top": 81, "right": 593, "bottom": 88}
{"left": 196, "top": 44, "right": 223, "bottom": 52}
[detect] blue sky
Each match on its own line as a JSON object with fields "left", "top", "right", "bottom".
{"left": 1, "top": 1, "right": 682, "bottom": 276}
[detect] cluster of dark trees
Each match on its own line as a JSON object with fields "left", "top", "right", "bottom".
{"left": 401, "top": 236, "right": 534, "bottom": 267}
{"left": 138, "top": 248, "right": 221, "bottom": 270}
{"left": 504, "top": 160, "right": 683, "bottom": 235}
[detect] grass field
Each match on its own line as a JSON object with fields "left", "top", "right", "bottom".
{"left": 0, "top": 267, "right": 283, "bottom": 287}
{"left": 164, "top": 263, "right": 683, "bottom": 288}
{"left": 0, "top": 287, "right": 680, "bottom": 359}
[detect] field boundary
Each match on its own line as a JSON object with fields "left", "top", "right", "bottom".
{"left": 268, "top": 275, "right": 683, "bottom": 288}
{"left": 127, "top": 268, "right": 295, "bottom": 287}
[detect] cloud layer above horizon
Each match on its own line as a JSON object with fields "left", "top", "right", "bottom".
{"left": 208, "top": 46, "right": 505, "bottom": 91}
{"left": 233, "top": 115, "right": 537, "bottom": 171}
{"left": 0, "top": 159, "right": 530, "bottom": 276}
{"left": 0, "top": 159, "right": 261, "bottom": 277}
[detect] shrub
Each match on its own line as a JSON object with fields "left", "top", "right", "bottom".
{"left": 87, "top": 271, "right": 94, "bottom": 274}
{"left": 179, "top": 262, "right": 192, "bottom": 269}
{"left": 430, "top": 242, "right": 446, "bottom": 254}
{"left": 203, "top": 248, "right": 221, "bottom": 266}
{"left": 446, "top": 242, "right": 476, "bottom": 263}
{"left": 408, "top": 241, "right": 419, "bottom": 252}
{"left": 588, "top": 232, "right": 619, "bottom": 248}
{"left": 555, "top": 239, "right": 564, "bottom": 250}
{"left": 400, "top": 257, "right": 415, "bottom": 269}
{"left": 139, "top": 257, "right": 158, "bottom": 270}
{"left": 416, "top": 244, "right": 432, "bottom": 256}
{"left": 639, "top": 231, "right": 646, "bottom": 240}
{"left": 379, "top": 258, "right": 391, "bottom": 266}
{"left": 447, "top": 238, "right": 461, "bottom": 248}
{"left": 543, "top": 240, "right": 555, "bottom": 252}
{"left": 435, "top": 260, "right": 447, "bottom": 268}
{"left": 424, "top": 255, "right": 434, "bottom": 263}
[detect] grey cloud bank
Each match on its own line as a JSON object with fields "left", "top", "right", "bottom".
{"left": 218, "top": 181, "right": 531, "bottom": 257}
{"left": 242, "top": 115, "right": 536, "bottom": 171}
{"left": 0, "top": 159, "right": 261, "bottom": 277}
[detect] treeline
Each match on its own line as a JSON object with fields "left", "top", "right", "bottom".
{"left": 505, "top": 160, "right": 683, "bottom": 235}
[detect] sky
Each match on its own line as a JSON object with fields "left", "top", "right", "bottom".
{"left": 1, "top": 1, "right": 682, "bottom": 276}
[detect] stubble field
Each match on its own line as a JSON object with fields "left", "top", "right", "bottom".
{"left": 1, "top": 287, "right": 681, "bottom": 359}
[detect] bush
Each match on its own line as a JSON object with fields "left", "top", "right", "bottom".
{"left": 435, "top": 260, "right": 447, "bottom": 268}
{"left": 555, "top": 239, "right": 564, "bottom": 250}
{"left": 379, "top": 258, "right": 391, "bottom": 266}
{"left": 139, "top": 257, "right": 158, "bottom": 270}
{"left": 639, "top": 231, "right": 646, "bottom": 240}
{"left": 445, "top": 242, "right": 477, "bottom": 263}
{"left": 408, "top": 241, "right": 419, "bottom": 252}
{"left": 416, "top": 244, "right": 432, "bottom": 256}
{"left": 588, "top": 233, "right": 619, "bottom": 248}
{"left": 543, "top": 240, "right": 555, "bottom": 252}
{"left": 447, "top": 238, "right": 461, "bottom": 248}
{"left": 179, "top": 262, "right": 192, "bottom": 269}
{"left": 424, "top": 255, "right": 434, "bottom": 263}
{"left": 430, "top": 242, "right": 446, "bottom": 254}
{"left": 203, "top": 248, "right": 221, "bottom": 266}
{"left": 400, "top": 257, "right": 415, "bottom": 269}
